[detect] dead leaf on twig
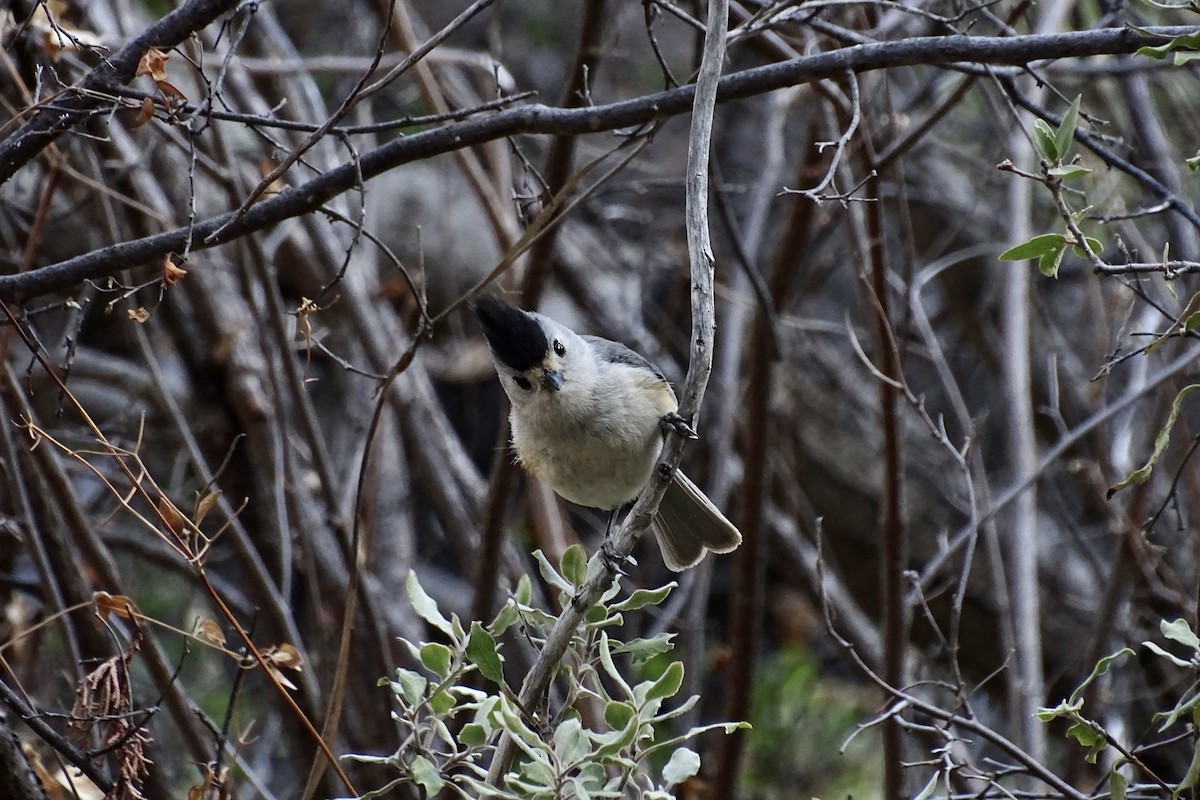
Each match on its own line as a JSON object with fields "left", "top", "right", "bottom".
{"left": 93, "top": 591, "right": 139, "bottom": 622}
{"left": 162, "top": 255, "right": 188, "bottom": 286}
{"left": 193, "top": 618, "right": 226, "bottom": 648}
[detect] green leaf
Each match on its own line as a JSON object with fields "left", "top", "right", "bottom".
{"left": 459, "top": 722, "right": 488, "bottom": 747}
{"left": 1048, "top": 163, "right": 1091, "bottom": 179}
{"left": 598, "top": 633, "right": 634, "bottom": 698}
{"left": 1071, "top": 236, "right": 1103, "bottom": 258}
{"left": 410, "top": 754, "right": 446, "bottom": 795}
{"left": 514, "top": 574, "right": 532, "bottom": 605}
{"left": 406, "top": 571, "right": 454, "bottom": 637}
{"left": 390, "top": 668, "right": 427, "bottom": 706}
{"left": 489, "top": 600, "right": 519, "bottom": 637}
{"left": 1067, "top": 720, "right": 1107, "bottom": 763}
{"left": 429, "top": 687, "right": 455, "bottom": 715}
{"left": 1144, "top": 641, "right": 1193, "bottom": 668}
{"left": 1038, "top": 245, "right": 1067, "bottom": 278}
{"left": 466, "top": 622, "right": 505, "bottom": 685}
{"left": 999, "top": 233, "right": 1066, "bottom": 261}
{"left": 419, "top": 643, "right": 453, "bottom": 677}
{"left": 645, "top": 661, "right": 685, "bottom": 702}
{"left": 1108, "top": 384, "right": 1200, "bottom": 497}
{"left": 1068, "top": 648, "right": 1135, "bottom": 705}
{"left": 1176, "top": 738, "right": 1200, "bottom": 798}
{"left": 560, "top": 544, "right": 588, "bottom": 587}
{"left": 1032, "top": 118, "right": 1058, "bottom": 160}
{"left": 1136, "top": 31, "right": 1200, "bottom": 60}
{"left": 1163, "top": 618, "right": 1200, "bottom": 651}
{"left": 1187, "top": 152, "right": 1200, "bottom": 171}
{"left": 610, "top": 584, "right": 676, "bottom": 612}
{"left": 604, "top": 700, "right": 636, "bottom": 730}
{"left": 1111, "top": 765, "right": 1129, "bottom": 800}
{"left": 610, "top": 634, "right": 677, "bottom": 663}
{"left": 662, "top": 747, "right": 701, "bottom": 785}
{"left": 553, "top": 717, "right": 591, "bottom": 764}
{"left": 1054, "top": 95, "right": 1082, "bottom": 162}
{"left": 533, "top": 549, "right": 573, "bottom": 594}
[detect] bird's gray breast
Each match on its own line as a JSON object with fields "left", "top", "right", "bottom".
{"left": 510, "top": 377, "right": 664, "bottom": 511}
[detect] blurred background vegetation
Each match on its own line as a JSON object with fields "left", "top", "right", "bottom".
{"left": 3, "top": 0, "right": 1200, "bottom": 798}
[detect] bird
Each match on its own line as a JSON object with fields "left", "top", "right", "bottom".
{"left": 473, "top": 295, "right": 741, "bottom": 571}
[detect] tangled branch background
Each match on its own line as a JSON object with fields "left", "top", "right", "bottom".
{"left": 3, "top": 0, "right": 1200, "bottom": 798}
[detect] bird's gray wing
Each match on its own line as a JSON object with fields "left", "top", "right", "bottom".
{"left": 580, "top": 335, "right": 666, "bottom": 382}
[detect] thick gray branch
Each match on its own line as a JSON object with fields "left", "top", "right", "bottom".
{"left": 0, "top": 0, "right": 242, "bottom": 183}
{"left": 2, "top": 25, "right": 1196, "bottom": 302}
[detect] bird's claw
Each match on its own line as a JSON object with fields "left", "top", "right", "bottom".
{"left": 660, "top": 412, "right": 699, "bottom": 440}
{"left": 599, "top": 539, "right": 629, "bottom": 576}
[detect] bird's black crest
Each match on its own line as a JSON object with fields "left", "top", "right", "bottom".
{"left": 474, "top": 295, "right": 549, "bottom": 373}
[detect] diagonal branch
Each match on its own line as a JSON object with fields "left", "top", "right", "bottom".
{"left": 482, "top": 0, "right": 729, "bottom": 787}
{"left": 2, "top": 25, "right": 1197, "bottom": 302}
{"left": 0, "top": 0, "right": 242, "bottom": 183}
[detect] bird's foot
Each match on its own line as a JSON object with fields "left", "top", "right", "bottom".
{"left": 660, "top": 412, "right": 698, "bottom": 440}
{"left": 599, "top": 538, "right": 629, "bottom": 577}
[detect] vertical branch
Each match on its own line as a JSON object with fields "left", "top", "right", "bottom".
{"left": 1004, "top": 112, "right": 1047, "bottom": 764}
{"left": 864, "top": 168, "right": 907, "bottom": 800}
{"left": 482, "top": 0, "right": 728, "bottom": 786}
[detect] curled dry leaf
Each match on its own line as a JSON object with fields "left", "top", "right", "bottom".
{"left": 136, "top": 46, "right": 169, "bottom": 81}
{"left": 193, "top": 618, "right": 226, "bottom": 648}
{"left": 93, "top": 591, "right": 139, "bottom": 622}
{"left": 262, "top": 642, "right": 303, "bottom": 670}
{"left": 195, "top": 489, "right": 220, "bottom": 525}
{"left": 155, "top": 79, "right": 188, "bottom": 109}
{"left": 127, "top": 307, "right": 150, "bottom": 323}
{"left": 163, "top": 255, "right": 188, "bottom": 286}
{"left": 132, "top": 96, "right": 156, "bottom": 129}
{"left": 157, "top": 496, "right": 185, "bottom": 536}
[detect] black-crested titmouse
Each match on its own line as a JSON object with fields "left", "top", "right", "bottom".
{"left": 474, "top": 296, "right": 742, "bottom": 571}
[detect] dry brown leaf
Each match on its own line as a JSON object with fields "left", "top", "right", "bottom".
{"left": 163, "top": 256, "right": 188, "bottom": 286}
{"left": 93, "top": 591, "right": 139, "bottom": 622}
{"left": 195, "top": 489, "right": 220, "bottom": 525}
{"left": 157, "top": 496, "right": 185, "bottom": 536}
{"left": 131, "top": 97, "right": 155, "bottom": 129}
{"left": 262, "top": 642, "right": 303, "bottom": 671}
{"left": 136, "top": 47, "right": 169, "bottom": 81}
{"left": 155, "top": 79, "right": 188, "bottom": 108}
{"left": 192, "top": 618, "right": 226, "bottom": 648}
{"left": 127, "top": 307, "right": 150, "bottom": 323}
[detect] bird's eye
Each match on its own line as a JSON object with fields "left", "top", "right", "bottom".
{"left": 513, "top": 376, "right": 533, "bottom": 391}
{"left": 553, "top": 339, "right": 566, "bottom": 357}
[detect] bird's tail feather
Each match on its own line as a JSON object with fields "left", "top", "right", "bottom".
{"left": 650, "top": 471, "right": 743, "bottom": 571}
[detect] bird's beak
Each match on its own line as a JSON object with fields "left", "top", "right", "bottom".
{"left": 542, "top": 370, "right": 563, "bottom": 391}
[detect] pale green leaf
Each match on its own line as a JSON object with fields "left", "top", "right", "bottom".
{"left": 1048, "top": 163, "right": 1091, "bottom": 179}
{"left": 645, "top": 661, "right": 685, "bottom": 703}
{"left": 1032, "top": 118, "right": 1058, "bottom": 160}
{"left": 533, "top": 549, "right": 573, "bottom": 594}
{"left": 561, "top": 543, "right": 588, "bottom": 587}
{"left": 1054, "top": 95, "right": 1082, "bottom": 162}
{"left": 406, "top": 571, "right": 454, "bottom": 637}
{"left": 1108, "top": 385, "right": 1200, "bottom": 497}
{"left": 411, "top": 754, "right": 446, "bottom": 795}
{"left": 1162, "top": 618, "right": 1200, "bottom": 651}
{"left": 999, "top": 233, "right": 1066, "bottom": 261}
{"left": 610, "top": 583, "right": 676, "bottom": 612}
{"left": 662, "top": 747, "right": 701, "bottom": 785}
{"left": 419, "top": 642, "right": 453, "bottom": 677}
{"left": 466, "top": 622, "right": 505, "bottom": 685}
